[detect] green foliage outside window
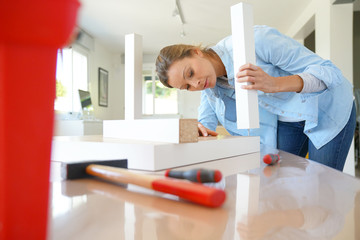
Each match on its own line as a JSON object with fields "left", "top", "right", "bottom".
{"left": 56, "top": 80, "right": 67, "bottom": 98}
{"left": 146, "top": 80, "right": 174, "bottom": 98}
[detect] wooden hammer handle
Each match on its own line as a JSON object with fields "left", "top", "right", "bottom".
{"left": 86, "top": 164, "right": 158, "bottom": 189}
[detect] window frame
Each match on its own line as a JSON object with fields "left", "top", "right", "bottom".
{"left": 55, "top": 43, "right": 91, "bottom": 116}
{"left": 142, "top": 63, "right": 179, "bottom": 118}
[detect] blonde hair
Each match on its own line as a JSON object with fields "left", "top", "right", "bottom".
{"left": 155, "top": 44, "right": 216, "bottom": 88}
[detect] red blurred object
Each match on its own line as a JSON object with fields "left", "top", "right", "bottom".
{"left": 213, "top": 170, "right": 222, "bottom": 183}
{"left": 152, "top": 179, "right": 226, "bottom": 208}
{"left": 0, "top": 1, "right": 80, "bottom": 239}
{"left": 263, "top": 154, "right": 280, "bottom": 165}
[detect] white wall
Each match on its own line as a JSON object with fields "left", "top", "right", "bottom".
{"left": 178, "top": 90, "right": 201, "bottom": 119}
{"left": 90, "top": 40, "right": 124, "bottom": 120}
{"left": 286, "top": 0, "right": 355, "bottom": 176}
{"left": 89, "top": 45, "right": 201, "bottom": 120}
{"left": 87, "top": 39, "right": 201, "bottom": 121}
{"left": 355, "top": 0, "right": 360, "bottom": 10}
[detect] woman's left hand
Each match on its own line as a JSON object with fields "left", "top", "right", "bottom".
{"left": 236, "top": 63, "right": 279, "bottom": 93}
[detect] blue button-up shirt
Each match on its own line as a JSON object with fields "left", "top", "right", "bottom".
{"left": 198, "top": 25, "right": 353, "bottom": 149}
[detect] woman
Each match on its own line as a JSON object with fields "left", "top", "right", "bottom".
{"left": 155, "top": 25, "right": 356, "bottom": 171}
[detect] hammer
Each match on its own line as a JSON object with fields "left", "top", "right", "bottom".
{"left": 61, "top": 160, "right": 226, "bottom": 208}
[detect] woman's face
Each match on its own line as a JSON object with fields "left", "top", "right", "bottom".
{"left": 167, "top": 50, "right": 217, "bottom": 91}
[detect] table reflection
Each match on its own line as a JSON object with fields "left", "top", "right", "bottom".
{"left": 48, "top": 148, "right": 360, "bottom": 240}
{"left": 49, "top": 178, "right": 231, "bottom": 240}
{"left": 236, "top": 151, "right": 360, "bottom": 240}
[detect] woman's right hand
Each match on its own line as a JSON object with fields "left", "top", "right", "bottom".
{"left": 198, "top": 122, "right": 218, "bottom": 137}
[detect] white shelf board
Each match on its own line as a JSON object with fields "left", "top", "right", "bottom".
{"left": 51, "top": 135, "right": 260, "bottom": 171}
{"left": 103, "top": 119, "right": 198, "bottom": 143}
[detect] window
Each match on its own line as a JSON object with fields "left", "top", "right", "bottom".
{"left": 142, "top": 64, "right": 178, "bottom": 115}
{"left": 55, "top": 47, "right": 89, "bottom": 114}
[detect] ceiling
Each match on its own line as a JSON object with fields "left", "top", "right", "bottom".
{"left": 77, "top": 0, "right": 314, "bottom": 55}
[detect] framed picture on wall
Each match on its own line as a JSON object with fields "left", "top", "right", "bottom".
{"left": 98, "top": 67, "right": 108, "bottom": 107}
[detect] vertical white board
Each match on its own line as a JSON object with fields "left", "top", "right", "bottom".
{"left": 231, "top": 3, "right": 259, "bottom": 129}
{"left": 125, "top": 34, "right": 143, "bottom": 120}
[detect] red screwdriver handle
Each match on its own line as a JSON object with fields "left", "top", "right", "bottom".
{"left": 152, "top": 178, "right": 226, "bottom": 207}
{"left": 263, "top": 154, "right": 280, "bottom": 165}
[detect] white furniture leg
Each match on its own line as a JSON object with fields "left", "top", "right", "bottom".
{"left": 125, "top": 33, "right": 143, "bottom": 120}
{"left": 231, "top": 3, "right": 259, "bottom": 129}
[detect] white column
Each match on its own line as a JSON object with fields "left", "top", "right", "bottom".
{"left": 316, "top": 0, "right": 354, "bottom": 175}
{"left": 315, "top": 0, "right": 353, "bottom": 77}
{"left": 231, "top": 2, "right": 259, "bottom": 129}
{"left": 125, "top": 34, "right": 143, "bottom": 120}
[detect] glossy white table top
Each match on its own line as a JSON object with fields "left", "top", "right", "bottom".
{"left": 48, "top": 146, "right": 360, "bottom": 240}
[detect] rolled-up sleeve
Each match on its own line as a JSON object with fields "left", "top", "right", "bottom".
{"left": 298, "top": 73, "right": 326, "bottom": 93}
{"left": 255, "top": 26, "right": 344, "bottom": 90}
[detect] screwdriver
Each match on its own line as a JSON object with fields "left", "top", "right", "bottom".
{"left": 165, "top": 169, "right": 222, "bottom": 183}
{"left": 263, "top": 154, "right": 280, "bottom": 165}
